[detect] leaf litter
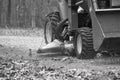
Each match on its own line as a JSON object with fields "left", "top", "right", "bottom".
{"left": 0, "top": 57, "right": 119, "bottom": 80}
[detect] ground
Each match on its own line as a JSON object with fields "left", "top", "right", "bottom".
{"left": 0, "top": 29, "right": 120, "bottom": 80}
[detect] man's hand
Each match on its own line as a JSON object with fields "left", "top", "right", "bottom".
{"left": 77, "top": 6, "right": 84, "bottom": 13}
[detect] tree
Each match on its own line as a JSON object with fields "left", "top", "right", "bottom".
{"left": 7, "top": 0, "right": 11, "bottom": 26}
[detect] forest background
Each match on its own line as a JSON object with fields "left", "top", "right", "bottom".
{"left": 0, "top": 0, "right": 58, "bottom": 29}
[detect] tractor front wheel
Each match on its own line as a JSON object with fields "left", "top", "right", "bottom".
{"left": 44, "top": 20, "right": 55, "bottom": 44}
{"left": 44, "top": 12, "right": 61, "bottom": 44}
{"left": 74, "top": 27, "right": 95, "bottom": 59}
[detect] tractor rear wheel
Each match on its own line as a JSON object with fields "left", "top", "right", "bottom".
{"left": 74, "top": 27, "right": 95, "bottom": 59}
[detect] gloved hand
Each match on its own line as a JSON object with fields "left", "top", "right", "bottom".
{"left": 77, "top": 6, "right": 84, "bottom": 13}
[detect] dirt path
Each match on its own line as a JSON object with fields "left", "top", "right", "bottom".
{"left": 0, "top": 36, "right": 120, "bottom": 71}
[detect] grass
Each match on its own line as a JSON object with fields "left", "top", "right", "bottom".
{"left": 0, "top": 28, "right": 44, "bottom": 37}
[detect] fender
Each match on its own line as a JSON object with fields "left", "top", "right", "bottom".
{"left": 45, "top": 11, "right": 61, "bottom": 22}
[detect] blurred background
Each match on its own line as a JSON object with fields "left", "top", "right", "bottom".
{"left": 0, "top": 0, "right": 58, "bottom": 29}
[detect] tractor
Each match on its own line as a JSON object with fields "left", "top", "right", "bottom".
{"left": 42, "top": 0, "right": 120, "bottom": 59}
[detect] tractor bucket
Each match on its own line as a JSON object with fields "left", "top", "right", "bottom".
{"left": 88, "top": 0, "right": 120, "bottom": 51}
{"left": 37, "top": 39, "right": 74, "bottom": 54}
{"left": 92, "top": 10, "right": 120, "bottom": 51}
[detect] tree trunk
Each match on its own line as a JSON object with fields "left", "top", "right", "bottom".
{"left": 7, "top": 0, "right": 11, "bottom": 27}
